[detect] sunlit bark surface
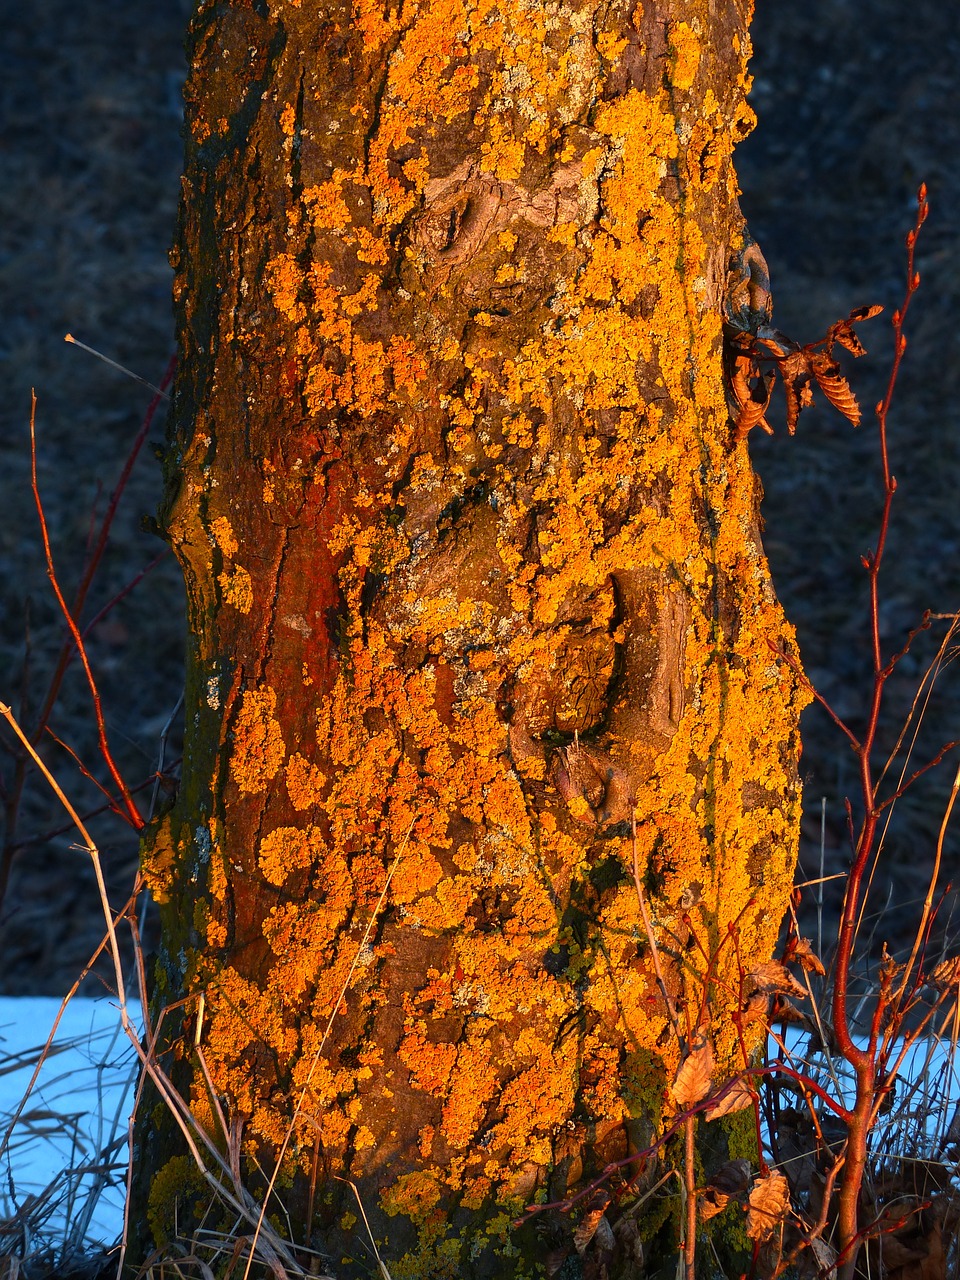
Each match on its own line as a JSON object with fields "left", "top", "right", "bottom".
{"left": 137, "top": 0, "right": 808, "bottom": 1272}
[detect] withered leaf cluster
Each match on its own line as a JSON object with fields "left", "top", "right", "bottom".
{"left": 727, "top": 305, "right": 883, "bottom": 442}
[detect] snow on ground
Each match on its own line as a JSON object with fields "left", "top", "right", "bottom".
{"left": 0, "top": 997, "right": 956, "bottom": 1261}
{"left": 0, "top": 996, "right": 141, "bottom": 1254}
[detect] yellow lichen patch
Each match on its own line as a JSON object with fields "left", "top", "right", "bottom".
{"left": 285, "top": 752, "right": 327, "bottom": 810}
{"left": 668, "top": 21, "right": 701, "bottom": 92}
{"left": 218, "top": 563, "right": 253, "bottom": 613}
{"left": 230, "top": 686, "right": 285, "bottom": 794}
{"left": 139, "top": 813, "right": 175, "bottom": 904}
{"left": 210, "top": 515, "right": 238, "bottom": 557}
{"left": 259, "top": 824, "right": 322, "bottom": 886}
{"left": 381, "top": 1171, "right": 442, "bottom": 1221}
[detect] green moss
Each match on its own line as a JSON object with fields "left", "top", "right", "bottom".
{"left": 622, "top": 1047, "right": 666, "bottom": 1124}
{"left": 147, "top": 1154, "right": 208, "bottom": 1247}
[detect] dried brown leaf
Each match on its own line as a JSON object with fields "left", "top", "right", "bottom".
{"left": 805, "top": 1235, "right": 838, "bottom": 1279}
{"left": 849, "top": 303, "right": 884, "bottom": 322}
{"left": 778, "top": 349, "right": 812, "bottom": 386}
{"left": 741, "top": 990, "right": 771, "bottom": 1025}
{"left": 747, "top": 960, "right": 808, "bottom": 1000}
{"left": 784, "top": 381, "right": 801, "bottom": 435}
{"left": 546, "top": 1249, "right": 572, "bottom": 1278}
{"left": 810, "top": 353, "right": 861, "bottom": 425}
{"left": 929, "top": 954, "right": 960, "bottom": 990}
{"left": 698, "top": 1189, "right": 731, "bottom": 1223}
{"left": 734, "top": 371, "right": 775, "bottom": 440}
{"left": 880, "top": 941, "right": 904, "bottom": 986}
{"left": 770, "top": 996, "right": 813, "bottom": 1026}
{"left": 755, "top": 329, "right": 798, "bottom": 359}
{"left": 574, "top": 1209, "right": 606, "bottom": 1256}
{"left": 729, "top": 349, "right": 755, "bottom": 397}
{"left": 827, "top": 305, "right": 882, "bottom": 357}
{"left": 699, "top": 1166, "right": 753, "bottom": 1231}
{"left": 777, "top": 350, "right": 814, "bottom": 434}
{"left": 791, "top": 937, "right": 826, "bottom": 976}
{"left": 671, "top": 1036, "right": 715, "bottom": 1107}
{"left": 593, "top": 1216, "right": 616, "bottom": 1254}
{"left": 705, "top": 1076, "right": 755, "bottom": 1120}
{"left": 830, "top": 326, "right": 867, "bottom": 357}
{"left": 613, "top": 1216, "right": 645, "bottom": 1272}
{"left": 747, "top": 1170, "right": 790, "bottom": 1242}
{"left": 573, "top": 1192, "right": 612, "bottom": 1256}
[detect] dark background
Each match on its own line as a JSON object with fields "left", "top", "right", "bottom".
{"left": 1, "top": 0, "right": 958, "bottom": 992}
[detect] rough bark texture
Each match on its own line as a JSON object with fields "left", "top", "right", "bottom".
{"left": 138, "top": 0, "right": 808, "bottom": 1273}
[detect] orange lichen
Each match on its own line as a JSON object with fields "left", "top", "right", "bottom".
{"left": 164, "top": 0, "right": 810, "bottom": 1268}
{"left": 209, "top": 515, "right": 238, "bottom": 556}
{"left": 668, "top": 20, "right": 702, "bottom": 92}
{"left": 285, "top": 752, "right": 326, "bottom": 811}
{"left": 218, "top": 564, "right": 252, "bottom": 613}
{"left": 229, "top": 686, "right": 285, "bottom": 794}
{"left": 259, "top": 824, "right": 323, "bottom": 886}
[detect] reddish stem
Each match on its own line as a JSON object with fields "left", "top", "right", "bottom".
{"left": 0, "top": 360, "right": 174, "bottom": 904}
{"left": 28, "top": 393, "right": 144, "bottom": 831}
{"left": 833, "top": 184, "right": 928, "bottom": 1277}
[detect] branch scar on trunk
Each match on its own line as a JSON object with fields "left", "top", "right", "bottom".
{"left": 545, "top": 582, "right": 690, "bottom": 828}
{"left": 413, "top": 158, "right": 591, "bottom": 272}
{"left": 648, "top": 588, "right": 688, "bottom": 738}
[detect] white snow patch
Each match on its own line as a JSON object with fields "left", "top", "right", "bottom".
{"left": 0, "top": 996, "right": 142, "bottom": 1253}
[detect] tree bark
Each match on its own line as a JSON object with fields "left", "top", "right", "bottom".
{"left": 137, "top": 0, "right": 808, "bottom": 1273}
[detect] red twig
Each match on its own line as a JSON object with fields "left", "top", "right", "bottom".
{"left": 0, "top": 359, "right": 174, "bottom": 905}
{"left": 28, "top": 392, "right": 144, "bottom": 831}
{"left": 5, "top": 762, "right": 180, "bottom": 853}
{"left": 43, "top": 726, "right": 126, "bottom": 813}
{"left": 32, "top": 356, "right": 176, "bottom": 740}
{"left": 832, "top": 184, "right": 929, "bottom": 1277}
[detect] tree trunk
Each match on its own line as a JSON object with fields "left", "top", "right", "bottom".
{"left": 137, "top": 0, "right": 808, "bottom": 1273}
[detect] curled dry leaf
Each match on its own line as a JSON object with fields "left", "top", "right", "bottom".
{"left": 545, "top": 1248, "right": 572, "bottom": 1278}
{"left": 827, "top": 304, "right": 884, "bottom": 358}
{"left": 573, "top": 1210, "right": 605, "bottom": 1256}
{"left": 879, "top": 941, "right": 904, "bottom": 988}
{"left": 789, "top": 936, "right": 826, "bottom": 977}
{"left": 802, "top": 1234, "right": 838, "bottom": 1280}
{"left": 726, "top": 301, "right": 880, "bottom": 442}
{"left": 613, "top": 1216, "right": 644, "bottom": 1271}
{"left": 929, "top": 954, "right": 960, "bottom": 990}
{"left": 704, "top": 1075, "right": 755, "bottom": 1120}
{"left": 741, "top": 989, "right": 772, "bottom": 1025}
{"left": 671, "top": 1035, "right": 715, "bottom": 1108}
{"left": 734, "top": 373, "right": 775, "bottom": 440}
{"left": 593, "top": 1216, "right": 616, "bottom": 1254}
{"left": 747, "top": 1170, "right": 790, "bottom": 1243}
{"left": 747, "top": 960, "right": 808, "bottom": 1000}
{"left": 810, "top": 352, "right": 861, "bottom": 425}
{"left": 574, "top": 1193, "right": 612, "bottom": 1256}
{"left": 769, "top": 996, "right": 813, "bottom": 1026}
{"left": 699, "top": 1158, "right": 752, "bottom": 1222}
